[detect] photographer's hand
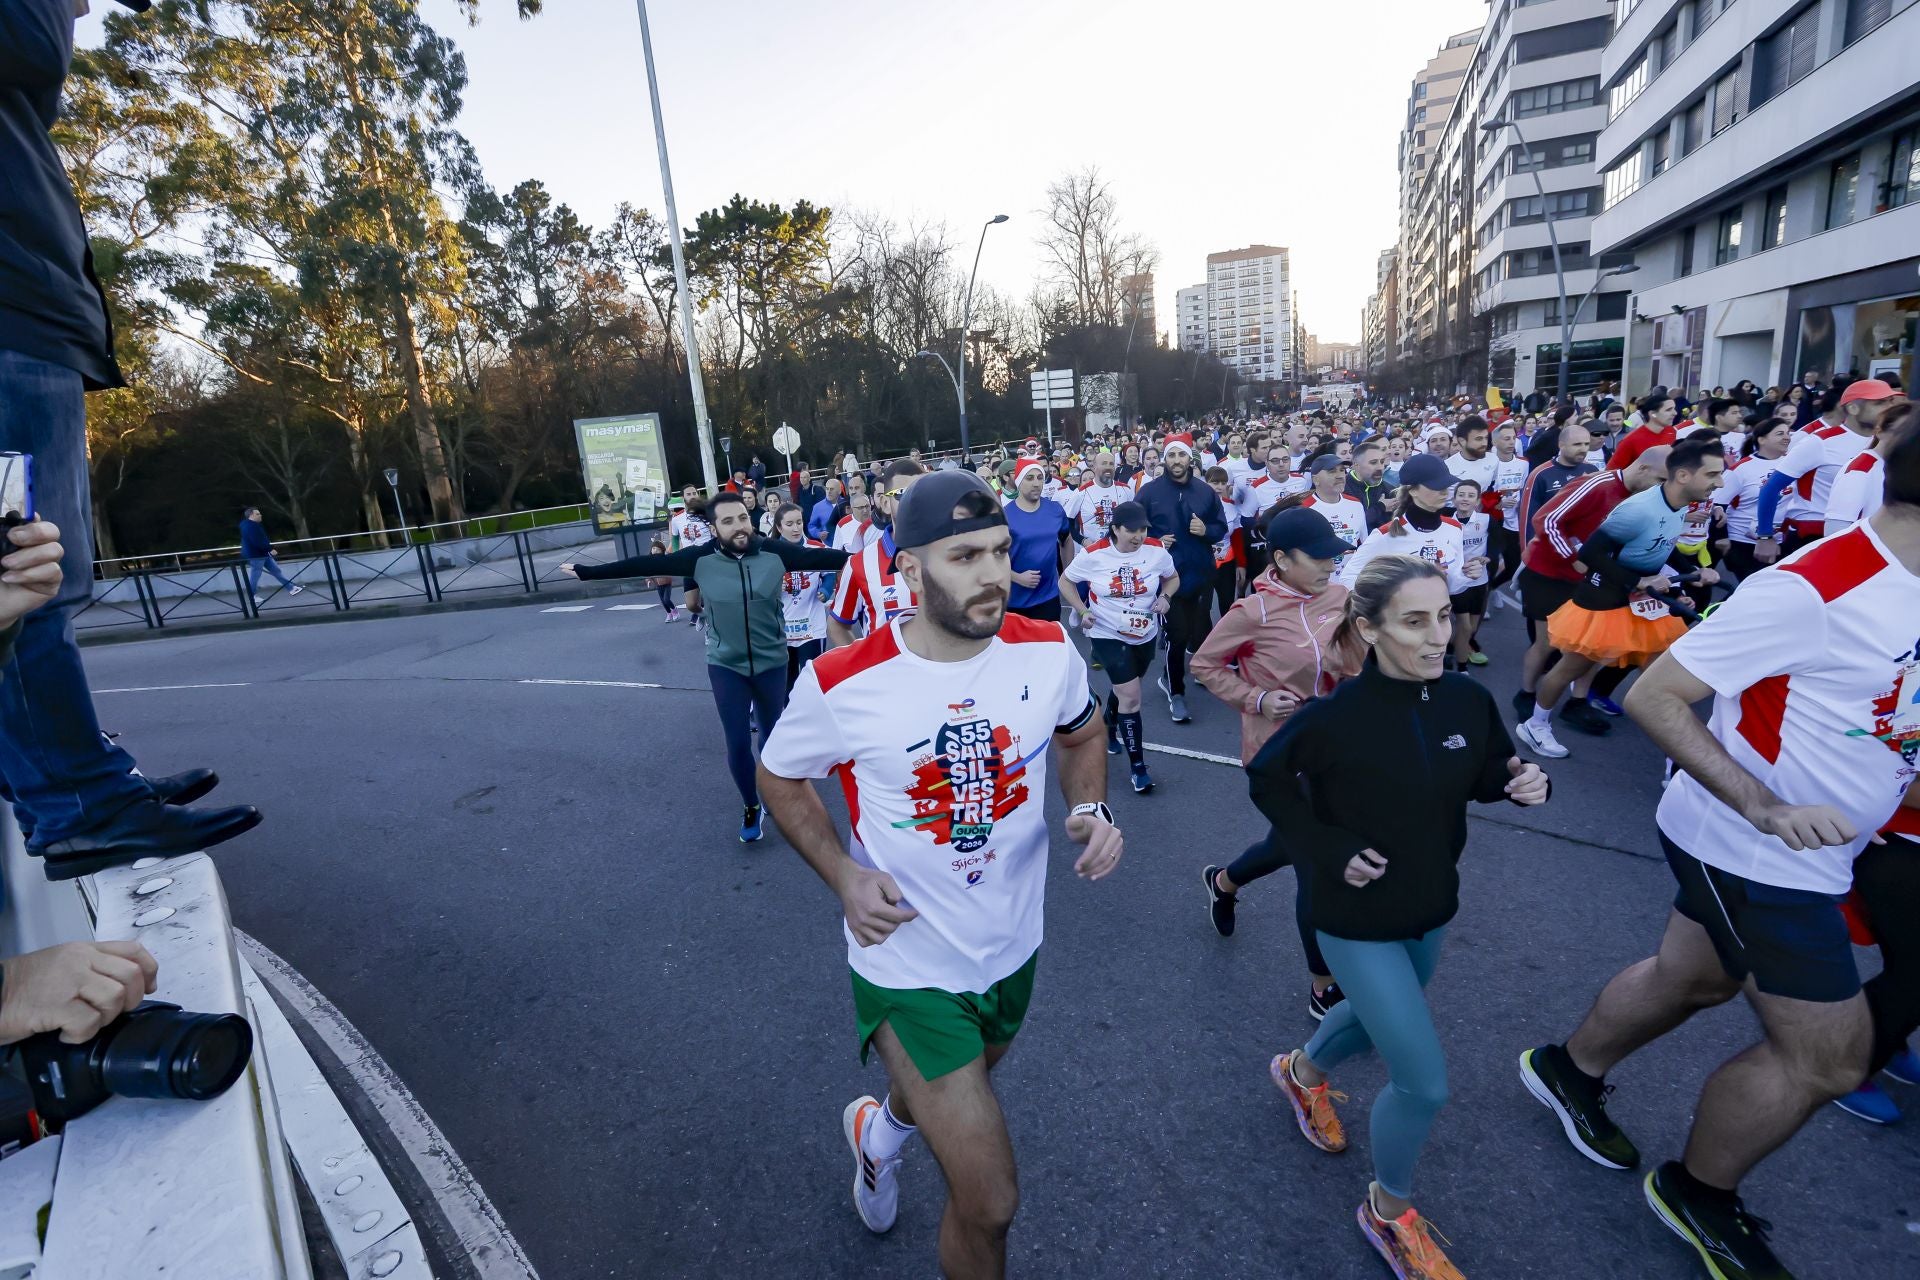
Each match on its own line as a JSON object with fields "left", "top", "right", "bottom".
{"left": 0, "top": 940, "right": 158, "bottom": 1046}
{"left": 0, "top": 520, "right": 64, "bottom": 629}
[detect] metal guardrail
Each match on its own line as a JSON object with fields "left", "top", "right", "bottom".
{"left": 77, "top": 520, "right": 662, "bottom": 634}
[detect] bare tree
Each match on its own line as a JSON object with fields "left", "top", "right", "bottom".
{"left": 1035, "top": 167, "right": 1159, "bottom": 328}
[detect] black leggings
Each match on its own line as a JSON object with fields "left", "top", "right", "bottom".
{"left": 1854, "top": 833, "right": 1920, "bottom": 1076}
{"left": 1225, "top": 827, "right": 1329, "bottom": 977}
{"left": 786, "top": 639, "right": 824, "bottom": 693}
{"left": 1163, "top": 592, "right": 1213, "bottom": 695}
{"left": 1487, "top": 523, "right": 1520, "bottom": 592}
{"left": 705, "top": 663, "right": 788, "bottom": 807}
{"left": 1723, "top": 540, "right": 1762, "bottom": 586}
{"left": 1213, "top": 561, "right": 1239, "bottom": 621}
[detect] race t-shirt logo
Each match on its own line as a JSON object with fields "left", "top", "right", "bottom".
{"left": 1104, "top": 566, "right": 1151, "bottom": 600}
{"left": 894, "top": 704, "right": 1033, "bottom": 852}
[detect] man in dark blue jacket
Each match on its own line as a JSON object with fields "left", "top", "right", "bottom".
{"left": 239, "top": 507, "right": 304, "bottom": 604}
{"left": 1135, "top": 434, "right": 1226, "bottom": 723}
{"left": 0, "top": 0, "right": 258, "bottom": 878}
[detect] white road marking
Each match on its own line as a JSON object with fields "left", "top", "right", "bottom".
{"left": 606, "top": 603, "right": 658, "bottom": 611}
{"left": 236, "top": 931, "right": 541, "bottom": 1280}
{"left": 93, "top": 682, "right": 254, "bottom": 694}
{"left": 519, "top": 678, "right": 663, "bottom": 689}
{"left": 539, "top": 605, "right": 594, "bottom": 613}
{"left": 1143, "top": 742, "right": 1241, "bottom": 767}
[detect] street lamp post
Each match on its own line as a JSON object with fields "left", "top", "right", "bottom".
{"left": 1567, "top": 263, "right": 1641, "bottom": 361}
{"left": 958, "top": 214, "right": 1009, "bottom": 461}
{"left": 1481, "top": 116, "right": 1572, "bottom": 406}
{"left": 915, "top": 349, "right": 964, "bottom": 436}
{"left": 382, "top": 467, "right": 408, "bottom": 546}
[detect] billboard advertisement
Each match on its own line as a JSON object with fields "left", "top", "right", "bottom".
{"left": 573, "top": 413, "right": 671, "bottom": 534}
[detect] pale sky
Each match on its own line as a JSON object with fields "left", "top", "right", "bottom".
{"left": 79, "top": 0, "right": 1491, "bottom": 345}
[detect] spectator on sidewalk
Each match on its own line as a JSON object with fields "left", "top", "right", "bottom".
{"left": 239, "top": 507, "right": 303, "bottom": 604}
{"left": 0, "top": 0, "right": 258, "bottom": 880}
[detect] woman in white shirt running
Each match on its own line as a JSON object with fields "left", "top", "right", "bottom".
{"left": 1713, "top": 418, "right": 1792, "bottom": 584}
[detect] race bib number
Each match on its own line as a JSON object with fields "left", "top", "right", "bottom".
{"left": 785, "top": 616, "right": 812, "bottom": 641}
{"left": 1629, "top": 594, "right": 1672, "bottom": 621}
{"left": 1122, "top": 609, "right": 1154, "bottom": 636}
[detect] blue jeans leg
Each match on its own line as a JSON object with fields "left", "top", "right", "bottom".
{"left": 0, "top": 350, "right": 147, "bottom": 842}
{"left": 247, "top": 556, "right": 292, "bottom": 594}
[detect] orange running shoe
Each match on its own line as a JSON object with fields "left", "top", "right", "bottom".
{"left": 1356, "top": 1185, "right": 1467, "bottom": 1280}
{"left": 1270, "top": 1049, "right": 1348, "bottom": 1153}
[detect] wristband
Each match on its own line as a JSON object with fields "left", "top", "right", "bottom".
{"left": 1255, "top": 691, "right": 1268, "bottom": 715}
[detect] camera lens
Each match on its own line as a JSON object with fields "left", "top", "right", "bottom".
{"left": 96, "top": 1006, "right": 254, "bottom": 1102}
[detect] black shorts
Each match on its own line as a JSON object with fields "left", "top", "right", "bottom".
{"left": 1450, "top": 586, "right": 1488, "bottom": 616}
{"left": 1662, "top": 832, "right": 1860, "bottom": 1003}
{"left": 1519, "top": 568, "right": 1577, "bottom": 622}
{"left": 682, "top": 577, "right": 700, "bottom": 592}
{"left": 1089, "top": 637, "right": 1156, "bottom": 684}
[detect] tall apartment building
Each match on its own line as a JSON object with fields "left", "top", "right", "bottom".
{"left": 1365, "top": 247, "right": 1400, "bottom": 372}
{"left": 1593, "top": 0, "right": 1918, "bottom": 395}
{"left": 1175, "top": 284, "right": 1209, "bottom": 352}
{"left": 1396, "top": 30, "right": 1480, "bottom": 366}
{"left": 1470, "top": 0, "right": 1626, "bottom": 399}
{"left": 1204, "top": 246, "right": 1294, "bottom": 383}
{"left": 1121, "top": 271, "right": 1157, "bottom": 338}
{"left": 1388, "top": 2, "right": 1634, "bottom": 399}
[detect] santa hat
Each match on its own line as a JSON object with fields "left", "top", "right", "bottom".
{"left": 1013, "top": 457, "right": 1047, "bottom": 482}
{"left": 1022, "top": 437, "right": 1043, "bottom": 456}
{"left": 1161, "top": 432, "right": 1196, "bottom": 457}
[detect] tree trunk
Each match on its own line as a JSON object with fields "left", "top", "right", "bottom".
{"left": 495, "top": 457, "right": 532, "bottom": 515}
{"left": 90, "top": 488, "right": 119, "bottom": 562}
{"left": 393, "top": 299, "right": 462, "bottom": 524}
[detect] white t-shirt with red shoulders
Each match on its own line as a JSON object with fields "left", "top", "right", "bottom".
{"left": 1067, "top": 481, "right": 1131, "bottom": 543}
{"left": 831, "top": 515, "right": 876, "bottom": 556}
{"left": 1300, "top": 494, "right": 1367, "bottom": 573}
{"left": 1713, "top": 454, "right": 1786, "bottom": 545}
{"left": 780, "top": 538, "right": 831, "bottom": 645}
{"left": 1062, "top": 538, "right": 1177, "bottom": 644}
{"left": 829, "top": 533, "right": 916, "bottom": 633}
{"left": 1337, "top": 515, "right": 1471, "bottom": 595}
{"left": 1657, "top": 520, "right": 1920, "bottom": 894}
{"left": 1824, "top": 450, "right": 1884, "bottom": 531}
{"left": 1776, "top": 421, "right": 1872, "bottom": 532}
{"left": 760, "top": 616, "right": 1098, "bottom": 992}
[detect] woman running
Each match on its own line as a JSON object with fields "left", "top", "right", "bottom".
{"left": 1255, "top": 555, "right": 1550, "bottom": 1280}
{"left": 1190, "top": 507, "right": 1364, "bottom": 1019}
{"left": 774, "top": 503, "right": 832, "bottom": 691}
{"left": 1445, "top": 479, "right": 1491, "bottom": 671}
{"left": 1058, "top": 500, "right": 1177, "bottom": 794}
{"left": 1712, "top": 415, "right": 1792, "bottom": 582}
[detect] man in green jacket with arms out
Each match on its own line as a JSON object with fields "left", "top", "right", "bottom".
{"left": 562, "top": 491, "right": 846, "bottom": 841}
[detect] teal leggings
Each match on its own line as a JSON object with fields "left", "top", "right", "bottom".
{"left": 1303, "top": 927, "right": 1448, "bottom": 1201}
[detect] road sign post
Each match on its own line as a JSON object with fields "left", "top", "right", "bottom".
{"left": 1029, "top": 368, "right": 1075, "bottom": 449}
{"left": 771, "top": 423, "right": 801, "bottom": 480}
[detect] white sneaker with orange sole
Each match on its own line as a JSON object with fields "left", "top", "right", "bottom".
{"left": 842, "top": 1095, "right": 902, "bottom": 1233}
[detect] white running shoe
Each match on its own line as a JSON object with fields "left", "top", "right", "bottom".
{"left": 288, "top": 583, "right": 304, "bottom": 596}
{"left": 842, "top": 1095, "right": 901, "bottom": 1233}
{"left": 1516, "top": 718, "right": 1570, "bottom": 759}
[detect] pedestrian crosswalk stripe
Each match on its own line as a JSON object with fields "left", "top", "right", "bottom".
{"left": 607, "top": 604, "right": 658, "bottom": 611}
{"left": 540, "top": 605, "right": 594, "bottom": 613}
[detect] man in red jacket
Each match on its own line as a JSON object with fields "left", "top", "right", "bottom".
{"left": 1609, "top": 393, "right": 1679, "bottom": 471}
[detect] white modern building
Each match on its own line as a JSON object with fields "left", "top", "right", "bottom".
{"left": 1468, "top": 0, "right": 1635, "bottom": 399}
{"left": 1594, "top": 0, "right": 1918, "bottom": 393}
{"left": 1205, "top": 245, "right": 1294, "bottom": 383}
{"left": 1175, "top": 283, "right": 1209, "bottom": 352}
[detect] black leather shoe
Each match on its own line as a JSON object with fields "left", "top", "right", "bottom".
{"left": 32, "top": 799, "right": 262, "bottom": 880}
{"left": 146, "top": 768, "right": 219, "bottom": 807}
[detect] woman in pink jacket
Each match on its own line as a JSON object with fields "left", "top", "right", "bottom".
{"left": 1192, "top": 506, "right": 1366, "bottom": 1023}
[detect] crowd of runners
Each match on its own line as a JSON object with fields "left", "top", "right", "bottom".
{"left": 563, "top": 375, "right": 1919, "bottom": 1280}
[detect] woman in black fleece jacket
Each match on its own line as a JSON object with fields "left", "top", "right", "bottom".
{"left": 1251, "top": 554, "right": 1551, "bottom": 1280}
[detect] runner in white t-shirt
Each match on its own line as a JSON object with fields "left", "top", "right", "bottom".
{"left": 1060, "top": 501, "right": 1178, "bottom": 795}
{"left": 1067, "top": 451, "right": 1131, "bottom": 545}
{"left": 669, "top": 490, "right": 715, "bottom": 629}
{"left": 1446, "top": 478, "right": 1492, "bottom": 670}
{"left": 1520, "top": 440, "right": 1920, "bottom": 1280}
{"left": 774, "top": 504, "right": 834, "bottom": 691}
{"left": 1825, "top": 401, "right": 1916, "bottom": 533}
{"left": 1300, "top": 456, "right": 1367, "bottom": 575}
{"left": 757, "top": 470, "right": 1122, "bottom": 1270}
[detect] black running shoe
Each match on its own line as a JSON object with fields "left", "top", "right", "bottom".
{"left": 1202, "top": 865, "right": 1235, "bottom": 937}
{"left": 1518, "top": 1044, "right": 1640, "bottom": 1170}
{"left": 1510, "top": 688, "right": 1536, "bottom": 722}
{"left": 1308, "top": 982, "right": 1346, "bottom": 1022}
{"left": 1559, "top": 698, "right": 1613, "bottom": 736}
{"left": 1644, "top": 1162, "right": 1792, "bottom": 1280}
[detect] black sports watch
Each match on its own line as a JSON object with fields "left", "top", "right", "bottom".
{"left": 1069, "top": 801, "right": 1116, "bottom": 827}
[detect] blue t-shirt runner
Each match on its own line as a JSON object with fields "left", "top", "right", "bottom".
{"left": 1002, "top": 461, "right": 1074, "bottom": 619}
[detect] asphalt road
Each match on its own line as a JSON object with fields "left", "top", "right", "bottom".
{"left": 80, "top": 591, "right": 1919, "bottom": 1279}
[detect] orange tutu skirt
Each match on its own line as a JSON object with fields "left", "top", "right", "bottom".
{"left": 1546, "top": 601, "right": 1686, "bottom": 668}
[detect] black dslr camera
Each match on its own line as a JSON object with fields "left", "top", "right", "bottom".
{"left": 11, "top": 1000, "right": 253, "bottom": 1127}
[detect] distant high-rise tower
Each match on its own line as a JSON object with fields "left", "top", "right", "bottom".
{"left": 1203, "top": 246, "right": 1292, "bottom": 382}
